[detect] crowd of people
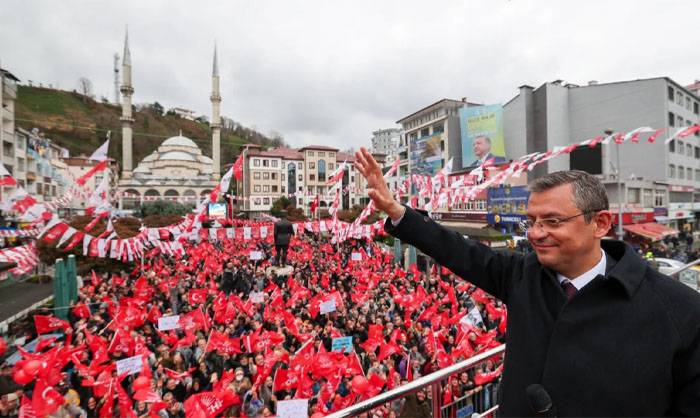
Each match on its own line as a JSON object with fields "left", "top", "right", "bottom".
{"left": 0, "top": 226, "right": 506, "bottom": 417}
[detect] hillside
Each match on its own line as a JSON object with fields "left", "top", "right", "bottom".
{"left": 15, "top": 85, "right": 283, "bottom": 171}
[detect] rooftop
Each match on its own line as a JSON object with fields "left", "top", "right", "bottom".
{"left": 299, "top": 145, "right": 340, "bottom": 152}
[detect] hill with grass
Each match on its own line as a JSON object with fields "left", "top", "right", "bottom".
{"left": 15, "top": 85, "right": 283, "bottom": 171}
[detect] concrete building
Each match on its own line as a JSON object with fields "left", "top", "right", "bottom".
{"left": 687, "top": 80, "right": 700, "bottom": 97}
{"left": 16, "top": 127, "right": 70, "bottom": 203}
{"left": 1, "top": 66, "right": 20, "bottom": 202}
{"left": 504, "top": 77, "right": 700, "bottom": 232}
{"left": 63, "top": 156, "right": 120, "bottom": 214}
{"left": 371, "top": 128, "right": 401, "bottom": 155}
{"left": 235, "top": 144, "right": 376, "bottom": 216}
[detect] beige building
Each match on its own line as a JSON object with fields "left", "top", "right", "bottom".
{"left": 63, "top": 156, "right": 120, "bottom": 214}
{"left": 1, "top": 66, "right": 20, "bottom": 202}
{"left": 236, "top": 144, "right": 378, "bottom": 215}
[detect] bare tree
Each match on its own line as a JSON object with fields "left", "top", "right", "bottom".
{"left": 77, "top": 77, "right": 93, "bottom": 98}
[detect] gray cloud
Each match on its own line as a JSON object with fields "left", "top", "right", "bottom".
{"left": 1, "top": 0, "right": 696, "bottom": 153}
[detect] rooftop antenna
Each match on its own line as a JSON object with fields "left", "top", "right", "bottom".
{"left": 113, "top": 53, "right": 120, "bottom": 104}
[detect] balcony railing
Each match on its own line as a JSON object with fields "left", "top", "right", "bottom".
{"left": 327, "top": 344, "right": 505, "bottom": 418}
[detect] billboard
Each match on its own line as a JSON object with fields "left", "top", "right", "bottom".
{"left": 486, "top": 186, "right": 529, "bottom": 225}
{"left": 409, "top": 134, "right": 443, "bottom": 176}
{"left": 460, "top": 104, "right": 506, "bottom": 168}
{"left": 207, "top": 203, "right": 228, "bottom": 220}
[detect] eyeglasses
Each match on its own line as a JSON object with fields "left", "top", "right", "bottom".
{"left": 519, "top": 209, "right": 604, "bottom": 232}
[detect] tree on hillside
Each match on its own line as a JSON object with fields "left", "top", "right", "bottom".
{"left": 152, "top": 102, "right": 164, "bottom": 116}
{"left": 77, "top": 77, "right": 94, "bottom": 99}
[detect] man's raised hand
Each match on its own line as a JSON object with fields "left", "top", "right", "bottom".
{"left": 354, "top": 147, "right": 405, "bottom": 221}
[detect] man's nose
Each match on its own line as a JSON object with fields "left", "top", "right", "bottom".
{"left": 527, "top": 224, "right": 548, "bottom": 241}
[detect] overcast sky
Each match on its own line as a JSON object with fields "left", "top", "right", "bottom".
{"left": 1, "top": 0, "right": 697, "bottom": 151}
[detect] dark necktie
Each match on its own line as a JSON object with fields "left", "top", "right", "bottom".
{"left": 561, "top": 280, "right": 577, "bottom": 300}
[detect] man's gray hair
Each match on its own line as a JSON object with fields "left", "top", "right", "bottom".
{"left": 528, "top": 170, "right": 608, "bottom": 222}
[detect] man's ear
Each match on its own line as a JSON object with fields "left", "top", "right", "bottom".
{"left": 593, "top": 210, "right": 614, "bottom": 239}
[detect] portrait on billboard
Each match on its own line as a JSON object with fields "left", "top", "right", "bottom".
{"left": 460, "top": 104, "right": 507, "bottom": 168}
{"left": 409, "top": 134, "right": 443, "bottom": 176}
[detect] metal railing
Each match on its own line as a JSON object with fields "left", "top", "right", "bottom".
{"left": 326, "top": 344, "right": 505, "bottom": 418}
{"left": 667, "top": 258, "right": 700, "bottom": 278}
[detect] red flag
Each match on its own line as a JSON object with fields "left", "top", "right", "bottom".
{"left": 188, "top": 288, "right": 208, "bottom": 306}
{"left": 272, "top": 368, "right": 299, "bottom": 392}
{"left": 184, "top": 391, "right": 238, "bottom": 418}
{"left": 233, "top": 154, "right": 244, "bottom": 181}
{"left": 18, "top": 395, "right": 37, "bottom": 418}
{"left": 34, "top": 315, "right": 70, "bottom": 334}
{"left": 164, "top": 367, "right": 195, "bottom": 382}
{"left": 32, "top": 380, "right": 64, "bottom": 417}
{"left": 72, "top": 303, "right": 91, "bottom": 319}
{"left": 310, "top": 195, "right": 319, "bottom": 215}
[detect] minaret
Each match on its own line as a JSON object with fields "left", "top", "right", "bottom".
{"left": 120, "top": 29, "right": 134, "bottom": 179}
{"left": 211, "top": 44, "right": 222, "bottom": 180}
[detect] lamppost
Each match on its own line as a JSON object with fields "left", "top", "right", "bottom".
{"left": 606, "top": 129, "right": 625, "bottom": 241}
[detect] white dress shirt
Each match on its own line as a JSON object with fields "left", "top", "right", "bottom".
{"left": 557, "top": 248, "right": 607, "bottom": 290}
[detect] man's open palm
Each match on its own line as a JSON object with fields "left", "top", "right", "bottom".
{"left": 354, "top": 147, "right": 405, "bottom": 221}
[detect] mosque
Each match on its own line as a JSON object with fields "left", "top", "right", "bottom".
{"left": 117, "top": 31, "right": 222, "bottom": 207}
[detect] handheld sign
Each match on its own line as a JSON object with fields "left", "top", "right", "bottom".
{"left": 158, "top": 315, "right": 181, "bottom": 331}
{"left": 351, "top": 252, "right": 362, "bottom": 261}
{"left": 331, "top": 336, "right": 353, "bottom": 353}
{"left": 250, "top": 251, "right": 263, "bottom": 260}
{"left": 116, "top": 355, "right": 143, "bottom": 376}
{"left": 320, "top": 300, "right": 336, "bottom": 314}
{"left": 277, "top": 399, "right": 308, "bottom": 418}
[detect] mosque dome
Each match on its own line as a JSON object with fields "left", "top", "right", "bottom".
{"left": 160, "top": 151, "right": 197, "bottom": 161}
{"left": 161, "top": 135, "right": 199, "bottom": 148}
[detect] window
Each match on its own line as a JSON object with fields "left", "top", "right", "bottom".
{"left": 668, "top": 86, "right": 675, "bottom": 101}
{"left": 420, "top": 128, "right": 429, "bottom": 138}
{"left": 52, "top": 185, "right": 56, "bottom": 196}
{"left": 37, "top": 183, "right": 42, "bottom": 194}
{"left": 678, "top": 116, "right": 684, "bottom": 127}
{"left": 694, "top": 102, "right": 699, "bottom": 115}
{"left": 328, "top": 163, "right": 334, "bottom": 171}
{"left": 329, "top": 152, "right": 335, "bottom": 157}
{"left": 318, "top": 152, "right": 325, "bottom": 157}
{"left": 254, "top": 198, "right": 261, "bottom": 205}
{"left": 254, "top": 172, "right": 260, "bottom": 179}
{"left": 272, "top": 185, "right": 278, "bottom": 192}
{"left": 271, "top": 173, "right": 277, "bottom": 180}
{"left": 669, "top": 140, "right": 675, "bottom": 153}
{"left": 678, "top": 165, "right": 684, "bottom": 179}
{"left": 687, "top": 97, "right": 692, "bottom": 110}
{"left": 271, "top": 160, "right": 278, "bottom": 167}
{"left": 696, "top": 170, "right": 700, "bottom": 181}
{"left": 281, "top": 186, "right": 285, "bottom": 193}
{"left": 669, "top": 112, "right": 675, "bottom": 127}
{"left": 17, "top": 138, "right": 24, "bottom": 149}
{"left": 17, "top": 157, "right": 24, "bottom": 172}
{"left": 297, "top": 162, "right": 302, "bottom": 169}
{"left": 677, "top": 92, "right": 683, "bottom": 105}
{"left": 308, "top": 151, "right": 314, "bottom": 156}
{"left": 687, "top": 146, "right": 693, "bottom": 157}
{"left": 263, "top": 185, "right": 269, "bottom": 192}
{"left": 263, "top": 172, "right": 269, "bottom": 180}
{"left": 688, "top": 167, "right": 693, "bottom": 179}
{"left": 654, "top": 191, "right": 665, "bottom": 207}
{"left": 695, "top": 147, "right": 699, "bottom": 159}
{"left": 628, "top": 188, "right": 640, "bottom": 204}
{"left": 253, "top": 158, "right": 260, "bottom": 166}
{"left": 432, "top": 122, "right": 444, "bottom": 134}
{"left": 669, "top": 164, "right": 676, "bottom": 178}
{"left": 678, "top": 142, "right": 684, "bottom": 154}
{"left": 318, "top": 159, "right": 326, "bottom": 182}
{"left": 298, "top": 174, "right": 302, "bottom": 181}
{"left": 308, "top": 162, "right": 315, "bottom": 170}
{"left": 263, "top": 197, "right": 270, "bottom": 205}
{"left": 309, "top": 174, "right": 315, "bottom": 181}
{"left": 642, "top": 189, "right": 653, "bottom": 207}
{"left": 254, "top": 185, "right": 261, "bottom": 192}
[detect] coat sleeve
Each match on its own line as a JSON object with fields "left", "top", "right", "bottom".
{"left": 384, "top": 205, "right": 522, "bottom": 303}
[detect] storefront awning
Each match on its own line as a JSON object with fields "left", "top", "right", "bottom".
{"left": 622, "top": 222, "right": 679, "bottom": 241}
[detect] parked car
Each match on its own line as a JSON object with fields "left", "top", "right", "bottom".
{"left": 652, "top": 257, "right": 686, "bottom": 276}
{"left": 679, "top": 265, "right": 700, "bottom": 292}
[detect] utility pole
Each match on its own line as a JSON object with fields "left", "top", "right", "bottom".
{"left": 606, "top": 129, "right": 625, "bottom": 241}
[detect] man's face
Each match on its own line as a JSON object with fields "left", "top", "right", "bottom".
{"left": 472, "top": 137, "right": 491, "bottom": 159}
{"left": 526, "top": 184, "right": 607, "bottom": 275}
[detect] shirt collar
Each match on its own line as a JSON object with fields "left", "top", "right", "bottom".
{"left": 557, "top": 248, "right": 606, "bottom": 290}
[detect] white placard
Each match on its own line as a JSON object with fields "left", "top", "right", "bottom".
{"left": 226, "top": 228, "right": 235, "bottom": 239}
{"left": 320, "top": 300, "right": 336, "bottom": 315}
{"left": 243, "top": 227, "right": 252, "bottom": 240}
{"left": 249, "top": 291, "right": 265, "bottom": 303}
{"left": 351, "top": 252, "right": 362, "bottom": 261}
{"left": 158, "top": 315, "right": 181, "bottom": 331}
{"left": 276, "top": 399, "right": 308, "bottom": 418}
{"left": 250, "top": 251, "right": 263, "bottom": 260}
{"left": 260, "top": 226, "right": 268, "bottom": 238}
{"left": 116, "top": 354, "right": 143, "bottom": 376}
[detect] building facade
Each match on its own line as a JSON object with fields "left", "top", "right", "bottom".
{"left": 504, "top": 77, "right": 700, "bottom": 231}
{"left": 371, "top": 128, "right": 401, "bottom": 155}
{"left": 235, "top": 144, "right": 375, "bottom": 215}
{"left": 1, "top": 67, "right": 20, "bottom": 202}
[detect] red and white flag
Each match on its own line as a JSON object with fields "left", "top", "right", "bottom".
{"left": 0, "top": 164, "right": 17, "bottom": 187}
{"left": 89, "top": 138, "right": 110, "bottom": 161}
{"left": 326, "top": 160, "right": 347, "bottom": 185}
{"left": 233, "top": 154, "right": 244, "bottom": 181}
